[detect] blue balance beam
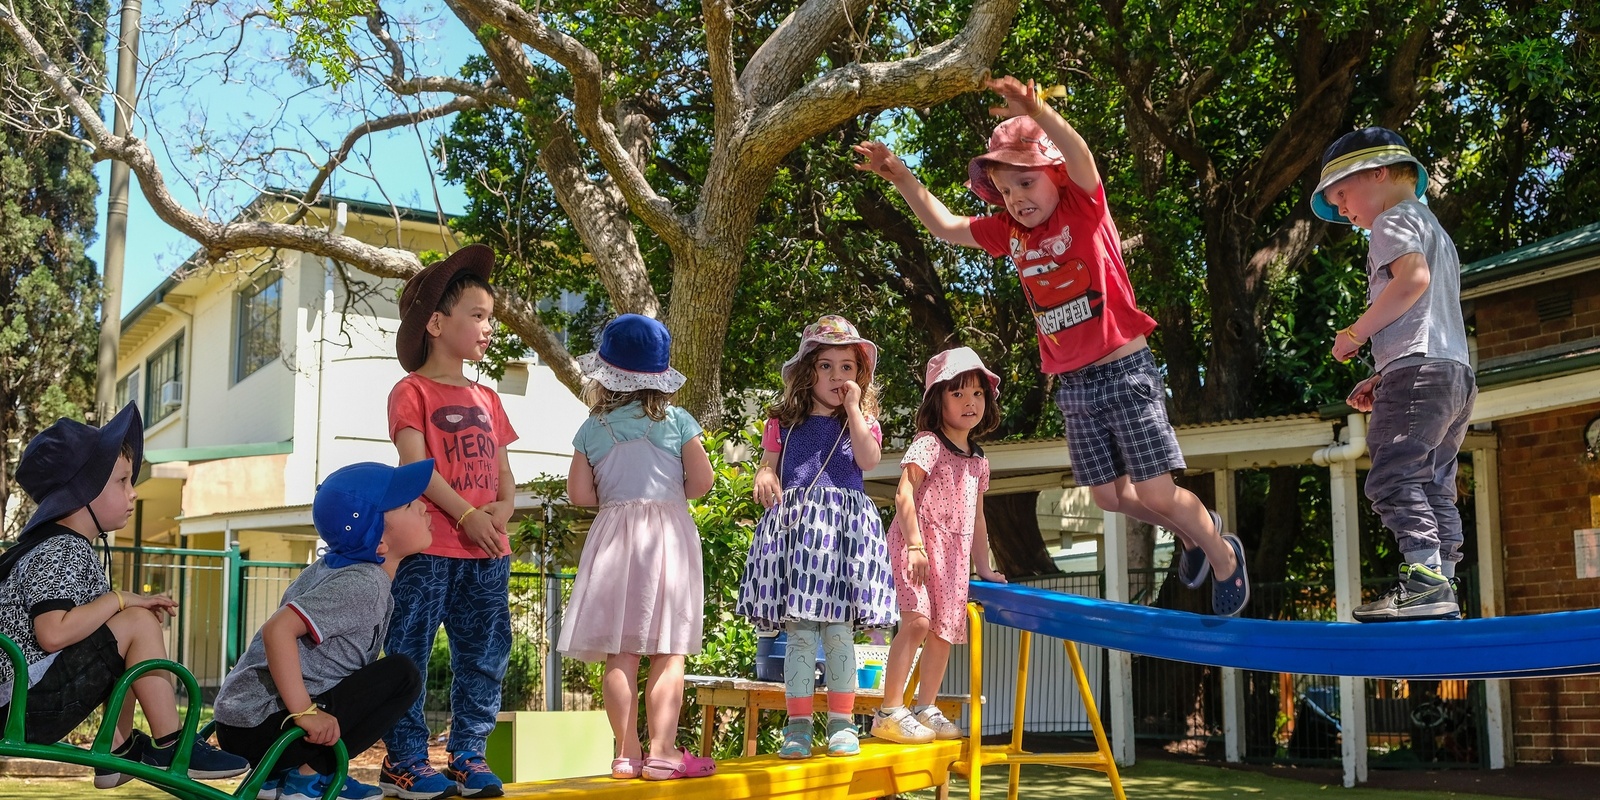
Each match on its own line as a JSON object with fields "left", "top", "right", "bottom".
{"left": 968, "top": 581, "right": 1600, "bottom": 679}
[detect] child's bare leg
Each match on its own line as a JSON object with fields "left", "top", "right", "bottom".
{"left": 1103, "top": 473, "right": 1236, "bottom": 575}
{"left": 912, "top": 635, "right": 953, "bottom": 709}
{"left": 105, "top": 607, "right": 181, "bottom": 738}
{"left": 602, "top": 654, "right": 643, "bottom": 760}
{"left": 880, "top": 614, "right": 930, "bottom": 709}
{"left": 642, "top": 655, "right": 686, "bottom": 764}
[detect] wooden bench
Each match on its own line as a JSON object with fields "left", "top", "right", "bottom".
{"left": 684, "top": 674, "right": 970, "bottom": 757}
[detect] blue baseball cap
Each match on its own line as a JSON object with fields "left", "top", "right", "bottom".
{"left": 313, "top": 460, "right": 434, "bottom": 568}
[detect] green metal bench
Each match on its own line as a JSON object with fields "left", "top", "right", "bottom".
{"left": 0, "top": 633, "right": 346, "bottom": 800}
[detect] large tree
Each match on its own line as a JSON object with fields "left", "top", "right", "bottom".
{"left": 0, "top": 0, "right": 104, "bottom": 538}
{"left": 0, "top": 0, "right": 1024, "bottom": 423}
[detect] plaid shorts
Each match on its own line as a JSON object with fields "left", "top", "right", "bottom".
{"left": 1054, "top": 348, "right": 1185, "bottom": 487}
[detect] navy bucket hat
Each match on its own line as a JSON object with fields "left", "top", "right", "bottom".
{"left": 15, "top": 403, "right": 143, "bottom": 539}
{"left": 313, "top": 460, "right": 434, "bottom": 568}
{"left": 576, "top": 314, "right": 687, "bottom": 393}
{"left": 1312, "top": 127, "right": 1429, "bottom": 224}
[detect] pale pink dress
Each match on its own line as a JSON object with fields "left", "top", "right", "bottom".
{"left": 557, "top": 415, "right": 704, "bottom": 661}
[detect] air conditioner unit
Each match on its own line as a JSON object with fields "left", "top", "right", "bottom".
{"left": 159, "top": 380, "right": 183, "bottom": 412}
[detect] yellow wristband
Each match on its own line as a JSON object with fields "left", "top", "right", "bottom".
{"left": 115, "top": 592, "right": 125, "bottom": 612}
{"left": 1341, "top": 327, "right": 1362, "bottom": 345}
{"left": 907, "top": 544, "right": 926, "bottom": 552}
{"left": 456, "top": 506, "right": 478, "bottom": 528}
{"left": 282, "top": 703, "right": 319, "bottom": 728}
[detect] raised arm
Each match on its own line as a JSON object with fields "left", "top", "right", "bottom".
{"left": 986, "top": 76, "right": 1099, "bottom": 193}
{"left": 852, "top": 141, "right": 981, "bottom": 248}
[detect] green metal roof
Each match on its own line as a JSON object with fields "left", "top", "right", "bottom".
{"left": 144, "top": 440, "right": 294, "bottom": 464}
{"left": 1460, "top": 220, "right": 1600, "bottom": 289}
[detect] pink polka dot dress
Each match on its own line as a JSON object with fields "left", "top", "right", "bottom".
{"left": 887, "top": 430, "right": 990, "bottom": 644}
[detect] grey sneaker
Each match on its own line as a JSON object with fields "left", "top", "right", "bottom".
{"left": 913, "top": 707, "right": 962, "bottom": 740}
{"left": 1353, "top": 564, "right": 1459, "bottom": 622}
{"left": 871, "top": 708, "right": 934, "bottom": 744}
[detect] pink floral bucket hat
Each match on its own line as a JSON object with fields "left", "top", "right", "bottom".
{"left": 924, "top": 346, "right": 1000, "bottom": 394}
{"left": 780, "top": 315, "right": 878, "bottom": 385}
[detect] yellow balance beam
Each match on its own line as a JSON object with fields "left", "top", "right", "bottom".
{"left": 506, "top": 739, "right": 964, "bottom": 800}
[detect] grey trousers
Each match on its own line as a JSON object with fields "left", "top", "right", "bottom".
{"left": 1363, "top": 360, "right": 1477, "bottom": 564}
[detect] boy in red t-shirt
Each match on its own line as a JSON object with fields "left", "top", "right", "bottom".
{"left": 380, "top": 244, "right": 518, "bottom": 798}
{"left": 854, "top": 76, "right": 1249, "bottom": 616}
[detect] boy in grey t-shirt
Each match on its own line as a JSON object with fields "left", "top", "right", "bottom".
{"left": 1314, "top": 127, "right": 1478, "bottom": 623}
{"left": 214, "top": 461, "right": 435, "bottom": 800}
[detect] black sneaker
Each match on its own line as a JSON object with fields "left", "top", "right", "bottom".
{"left": 1353, "top": 564, "right": 1459, "bottom": 622}
{"left": 94, "top": 729, "right": 152, "bottom": 789}
{"left": 142, "top": 733, "right": 251, "bottom": 780}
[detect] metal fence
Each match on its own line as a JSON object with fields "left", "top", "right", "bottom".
{"left": 101, "top": 546, "right": 597, "bottom": 738}
{"left": 932, "top": 565, "right": 1487, "bottom": 769}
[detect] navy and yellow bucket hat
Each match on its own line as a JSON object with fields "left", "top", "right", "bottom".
{"left": 1311, "top": 127, "right": 1429, "bottom": 224}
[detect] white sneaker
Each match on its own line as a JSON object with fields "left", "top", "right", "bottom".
{"left": 914, "top": 707, "right": 963, "bottom": 740}
{"left": 871, "top": 707, "right": 935, "bottom": 744}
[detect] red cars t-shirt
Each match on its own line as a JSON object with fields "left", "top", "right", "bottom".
{"left": 969, "top": 181, "right": 1156, "bottom": 374}
{"left": 387, "top": 373, "right": 519, "bottom": 558}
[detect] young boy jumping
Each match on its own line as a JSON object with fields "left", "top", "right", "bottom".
{"left": 1314, "top": 127, "right": 1476, "bottom": 622}
{"left": 854, "top": 76, "right": 1249, "bottom": 616}
{"left": 0, "top": 404, "right": 249, "bottom": 787}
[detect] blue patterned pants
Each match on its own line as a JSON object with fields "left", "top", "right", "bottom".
{"left": 382, "top": 554, "right": 512, "bottom": 759}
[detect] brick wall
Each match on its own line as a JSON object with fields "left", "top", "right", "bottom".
{"left": 1498, "top": 400, "right": 1600, "bottom": 763}
{"left": 1474, "top": 271, "right": 1600, "bottom": 364}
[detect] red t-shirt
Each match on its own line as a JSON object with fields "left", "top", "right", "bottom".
{"left": 387, "top": 373, "right": 519, "bottom": 558}
{"left": 969, "top": 182, "right": 1156, "bottom": 374}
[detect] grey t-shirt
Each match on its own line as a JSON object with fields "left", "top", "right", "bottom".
{"left": 213, "top": 560, "right": 393, "bottom": 727}
{"left": 1366, "top": 200, "right": 1471, "bottom": 372}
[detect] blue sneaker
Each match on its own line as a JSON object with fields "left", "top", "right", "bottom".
{"left": 379, "top": 756, "right": 459, "bottom": 800}
{"left": 278, "top": 771, "right": 325, "bottom": 800}
{"left": 443, "top": 752, "right": 503, "bottom": 798}
{"left": 93, "top": 730, "right": 152, "bottom": 789}
{"left": 335, "top": 776, "right": 384, "bottom": 800}
{"left": 254, "top": 770, "right": 284, "bottom": 800}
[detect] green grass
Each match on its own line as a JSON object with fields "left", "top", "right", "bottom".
{"left": 0, "top": 761, "right": 1516, "bottom": 800}
{"left": 901, "top": 761, "right": 1514, "bottom": 800}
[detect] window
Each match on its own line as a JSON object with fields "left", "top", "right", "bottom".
{"left": 235, "top": 272, "right": 282, "bottom": 382}
{"left": 144, "top": 334, "right": 183, "bottom": 426}
{"left": 115, "top": 370, "right": 141, "bottom": 415}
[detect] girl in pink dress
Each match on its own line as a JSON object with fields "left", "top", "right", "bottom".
{"left": 556, "top": 314, "right": 716, "bottom": 781}
{"left": 872, "top": 347, "right": 1009, "bottom": 743}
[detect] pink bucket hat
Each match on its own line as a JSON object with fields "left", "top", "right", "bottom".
{"left": 925, "top": 346, "right": 1000, "bottom": 394}
{"left": 966, "top": 116, "right": 1066, "bottom": 206}
{"left": 781, "top": 315, "right": 878, "bottom": 385}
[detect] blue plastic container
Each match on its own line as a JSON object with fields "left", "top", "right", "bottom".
{"left": 753, "top": 632, "right": 825, "bottom": 683}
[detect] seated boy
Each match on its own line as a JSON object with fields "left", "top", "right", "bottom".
{"left": 213, "top": 461, "right": 434, "bottom": 800}
{"left": 0, "top": 404, "right": 249, "bottom": 787}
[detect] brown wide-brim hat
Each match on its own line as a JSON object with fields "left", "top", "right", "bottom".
{"left": 395, "top": 244, "right": 496, "bottom": 372}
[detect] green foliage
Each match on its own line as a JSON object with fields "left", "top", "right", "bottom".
{"left": 267, "top": 0, "right": 376, "bottom": 87}
{"left": 1, "top": 0, "right": 105, "bottom": 537}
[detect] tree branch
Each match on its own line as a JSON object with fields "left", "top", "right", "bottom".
{"left": 745, "top": 0, "right": 1020, "bottom": 165}
{"left": 453, "top": 0, "right": 693, "bottom": 251}
{"left": 283, "top": 96, "right": 485, "bottom": 225}
{"left": 702, "top": 0, "right": 742, "bottom": 130}
{"left": 535, "top": 125, "right": 660, "bottom": 317}
{"left": 741, "top": 0, "right": 873, "bottom": 105}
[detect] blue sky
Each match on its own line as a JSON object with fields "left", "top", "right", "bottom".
{"left": 90, "top": 8, "right": 477, "bottom": 316}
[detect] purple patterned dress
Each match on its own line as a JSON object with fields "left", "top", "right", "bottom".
{"left": 737, "top": 415, "right": 897, "bottom": 630}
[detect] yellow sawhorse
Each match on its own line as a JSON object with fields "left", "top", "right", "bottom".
{"left": 948, "top": 601, "right": 1127, "bottom": 800}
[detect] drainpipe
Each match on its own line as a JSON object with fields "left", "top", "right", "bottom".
{"left": 156, "top": 301, "right": 193, "bottom": 447}
{"left": 1312, "top": 413, "right": 1367, "bottom": 466}
{"left": 313, "top": 203, "right": 347, "bottom": 486}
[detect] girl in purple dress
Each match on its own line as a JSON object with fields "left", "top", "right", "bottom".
{"left": 737, "top": 315, "right": 897, "bottom": 759}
